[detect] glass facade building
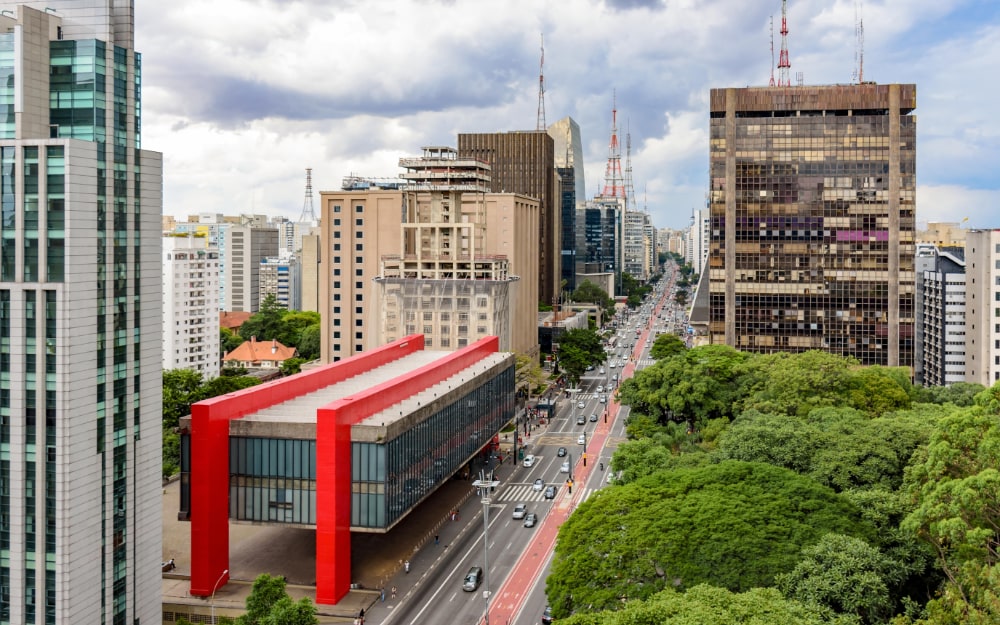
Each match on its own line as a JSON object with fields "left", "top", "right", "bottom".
{"left": 708, "top": 84, "right": 916, "bottom": 367}
{"left": 0, "top": 4, "right": 162, "bottom": 624}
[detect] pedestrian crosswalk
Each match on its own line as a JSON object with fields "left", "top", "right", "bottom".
{"left": 495, "top": 483, "right": 599, "bottom": 503}
{"left": 637, "top": 358, "right": 656, "bottom": 368}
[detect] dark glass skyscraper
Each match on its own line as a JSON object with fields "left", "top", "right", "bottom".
{"left": 708, "top": 84, "right": 916, "bottom": 367}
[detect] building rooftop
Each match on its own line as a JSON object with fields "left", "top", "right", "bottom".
{"left": 240, "top": 350, "right": 510, "bottom": 429}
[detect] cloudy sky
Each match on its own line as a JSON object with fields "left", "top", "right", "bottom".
{"left": 136, "top": 0, "right": 1000, "bottom": 231}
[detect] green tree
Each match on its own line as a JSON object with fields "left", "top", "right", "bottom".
{"left": 572, "top": 280, "right": 615, "bottom": 321}
{"left": 776, "top": 533, "right": 901, "bottom": 624}
{"left": 557, "top": 584, "right": 855, "bottom": 625}
{"left": 221, "top": 327, "right": 245, "bottom": 358}
{"left": 902, "top": 396, "right": 1000, "bottom": 625}
{"left": 163, "top": 369, "right": 204, "bottom": 429}
{"left": 556, "top": 328, "right": 606, "bottom": 385}
{"left": 280, "top": 357, "right": 305, "bottom": 376}
{"left": 848, "top": 366, "right": 912, "bottom": 417}
{"left": 649, "top": 334, "right": 686, "bottom": 360}
{"left": 190, "top": 375, "right": 261, "bottom": 403}
{"left": 277, "top": 311, "right": 321, "bottom": 350}
{"left": 738, "top": 351, "right": 857, "bottom": 418}
{"left": 618, "top": 344, "right": 748, "bottom": 429}
{"left": 515, "top": 353, "right": 546, "bottom": 398}
{"left": 238, "top": 294, "right": 287, "bottom": 342}
{"left": 912, "top": 381, "right": 985, "bottom": 407}
{"left": 235, "top": 573, "right": 317, "bottom": 625}
{"left": 546, "top": 461, "right": 872, "bottom": 614}
{"left": 296, "top": 323, "right": 321, "bottom": 360}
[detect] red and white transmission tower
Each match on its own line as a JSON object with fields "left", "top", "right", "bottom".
{"left": 601, "top": 93, "right": 625, "bottom": 198}
{"left": 536, "top": 33, "right": 546, "bottom": 131}
{"left": 777, "top": 0, "right": 791, "bottom": 87}
{"left": 298, "top": 167, "right": 316, "bottom": 224}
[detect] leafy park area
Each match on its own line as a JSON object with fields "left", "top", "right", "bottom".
{"left": 547, "top": 340, "right": 999, "bottom": 625}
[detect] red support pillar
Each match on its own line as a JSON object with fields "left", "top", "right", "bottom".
{"left": 189, "top": 400, "right": 231, "bottom": 595}
{"left": 315, "top": 406, "right": 353, "bottom": 604}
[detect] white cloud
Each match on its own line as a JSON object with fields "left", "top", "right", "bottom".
{"left": 135, "top": 0, "right": 1000, "bottom": 230}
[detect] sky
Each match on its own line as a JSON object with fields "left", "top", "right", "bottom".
{"left": 135, "top": 0, "right": 1000, "bottom": 232}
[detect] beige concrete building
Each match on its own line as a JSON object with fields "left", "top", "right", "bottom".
{"left": 300, "top": 234, "right": 321, "bottom": 313}
{"left": 319, "top": 187, "right": 540, "bottom": 362}
{"left": 962, "top": 230, "right": 1000, "bottom": 385}
{"left": 918, "top": 221, "right": 967, "bottom": 248}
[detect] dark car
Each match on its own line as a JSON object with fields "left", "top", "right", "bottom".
{"left": 542, "top": 605, "right": 554, "bottom": 624}
{"left": 523, "top": 512, "right": 538, "bottom": 528}
{"left": 462, "top": 566, "right": 483, "bottom": 592}
{"left": 557, "top": 447, "right": 567, "bottom": 457}
{"left": 576, "top": 415, "right": 586, "bottom": 425}
{"left": 544, "top": 485, "right": 557, "bottom": 499}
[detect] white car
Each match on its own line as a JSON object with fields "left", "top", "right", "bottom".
{"left": 577, "top": 401, "right": 585, "bottom": 409}
{"left": 512, "top": 503, "right": 527, "bottom": 520}
{"left": 523, "top": 454, "right": 536, "bottom": 468}
{"left": 560, "top": 460, "right": 570, "bottom": 473}
{"left": 577, "top": 434, "right": 586, "bottom": 445}
{"left": 596, "top": 385, "right": 603, "bottom": 393}
{"left": 599, "top": 368, "right": 605, "bottom": 375}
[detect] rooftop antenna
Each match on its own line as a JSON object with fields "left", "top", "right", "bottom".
{"left": 777, "top": 0, "right": 791, "bottom": 87}
{"left": 536, "top": 33, "right": 546, "bottom": 131}
{"left": 769, "top": 15, "right": 776, "bottom": 86}
{"left": 853, "top": 0, "right": 865, "bottom": 83}
{"left": 298, "top": 167, "right": 317, "bottom": 224}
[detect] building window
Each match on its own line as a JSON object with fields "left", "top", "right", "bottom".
{"left": 333, "top": 331, "right": 341, "bottom": 339}
{"left": 355, "top": 205, "right": 363, "bottom": 213}
{"left": 355, "top": 294, "right": 362, "bottom": 301}
{"left": 355, "top": 218, "right": 363, "bottom": 226}
{"left": 355, "top": 282, "right": 362, "bottom": 289}
{"left": 333, "top": 205, "right": 342, "bottom": 213}
{"left": 333, "top": 219, "right": 341, "bottom": 226}
{"left": 355, "top": 269, "right": 363, "bottom": 276}
{"left": 356, "top": 244, "right": 363, "bottom": 251}
{"left": 356, "top": 320, "right": 363, "bottom": 326}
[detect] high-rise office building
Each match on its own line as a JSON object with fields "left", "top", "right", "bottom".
{"left": 457, "top": 131, "right": 560, "bottom": 306}
{"left": 0, "top": 3, "right": 163, "bottom": 623}
{"left": 259, "top": 255, "right": 299, "bottom": 311}
{"left": 163, "top": 235, "right": 220, "bottom": 378}
{"left": 223, "top": 222, "right": 278, "bottom": 313}
{"left": 707, "top": 84, "right": 916, "bottom": 366}
{"left": 962, "top": 230, "right": 1000, "bottom": 385}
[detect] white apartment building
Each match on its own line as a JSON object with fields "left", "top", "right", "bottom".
{"left": 686, "top": 208, "right": 710, "bottom": 274}
{"left": 0, "top": 3, "right": 162, "bottom": 623}
{"left": 963, "top": 230, "right": 1000, "bottom": 385}
{"left": 915, "top": 245, "right": 966, "bottom": 386}
{"left": 163, "top": 235, "right": 220, "bottom": 378}
{"left": 223, "top": 223, "right": 279, "bottom": 313}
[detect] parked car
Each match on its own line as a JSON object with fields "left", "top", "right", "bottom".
{"left": 512, "top": 503, "right": 527, "bottom": 520}
{"left": 533, "top": 478, "right": 545, "bottom": 492}
{"left": 544, "top": 485, "right": 557, "bottom": 499}
{"left": 462, "top": 566, "right": 484, "bottom": 592}
{"left": 522, "top": 454, "right": 536, "bottom": 468}
{"left": 560, "top": 460, "right": 570, "bottom": 473}
{"left": 557, "top": 446, "right": 567, "bottom": 457}
{"left": 523, "top": 512, "right": 538, "bottom": 528}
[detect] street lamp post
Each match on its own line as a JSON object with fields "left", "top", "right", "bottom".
{"left": 472, "top": 474, "right": 500, "bottom": 625}
{"left": 210, "top": 568, "right": 229, "bottom": 624}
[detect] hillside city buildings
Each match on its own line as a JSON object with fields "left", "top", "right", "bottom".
{"left": 0, "top": 2, "right": 163, "bottom": 623}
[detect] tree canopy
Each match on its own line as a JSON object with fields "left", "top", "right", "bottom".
{"left": 237, "top": 294, "right": 321, "bottom": 360}
{"left": 547, "top": 461, "right": 872, "bottom": 616}
{"left": 235, "top": 574, "right": 317, "bottom": 625}
{"left": 556, "top": 328, "right": 606, "bottom": 385}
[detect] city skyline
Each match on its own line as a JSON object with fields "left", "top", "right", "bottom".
{"left": 137, "top": 0, "right": 1000, "bottom": 231}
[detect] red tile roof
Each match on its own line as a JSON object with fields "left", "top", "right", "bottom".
{"left": 223, "top": 337, "right": 298, "bottom": 366}
{"left": 219, "top": 311, "right": 252, "bottom": 331}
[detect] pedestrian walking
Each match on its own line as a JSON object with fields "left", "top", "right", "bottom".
{"left": 381, "top": 587, "right": 385, "bottom": 602}
{"left": 435, "top": 534, "right": 439, "bottom": 545}
{"left": 391, "top": 585, "right": 397, "bottom": 599}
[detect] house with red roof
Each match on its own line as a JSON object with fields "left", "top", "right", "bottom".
{"left": 222, "top": 337, "right": 298, "bottom": 369}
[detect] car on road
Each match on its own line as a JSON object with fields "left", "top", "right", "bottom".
{"left": 557, "top": 446, "right": 567, "bottom": 457}
{"left": 544, "top": 485, "right": 557, "bottom": 499}
{"left": 523, "top": 512, "right": 538, "bottom": 528}
{"left": 577, "top": 433, "right": 586, "bottom": 445}
{"left": 599, "top": 367, "right": 605, "bottom": 374}
{"left": 590, "top": 413, "right": 599, "bottom": 422}
{"left": 512, "top": 503, "right": 527, "bottom": 520}
{"left": 542, "top": 606, "right": 554, "bottom": 625}
{"left": 560, "top": 460, "right": 570, "bottom": 473}
{"left": 600, "top": 394, "right": 607, "bottom": 403}
{"left": 522, "top": 454, "right": 536, "bottom": 468}
{"left": 596, "top": 385, "right": 603, "bottom": 393}
{"left": 577, "top": 401, "right": 585, "bottom": 409}
{"left": 532, "top": 478, "right": 545, "bottom": 491}
{"left": 462, "top": 566, "right": 484, "bottom": 592}
{"left": 576, "top": 415, "right": 586, "bottom": 425}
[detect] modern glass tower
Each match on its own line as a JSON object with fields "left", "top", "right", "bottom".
{"left": 0, "top": 3, "right": 162, "bottom": 624}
